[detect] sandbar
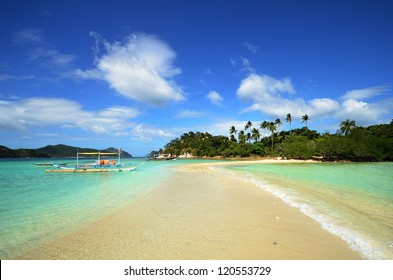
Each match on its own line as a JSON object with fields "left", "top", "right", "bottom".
{"left": 17, "top": 160, "right": 361, "bottom": 259}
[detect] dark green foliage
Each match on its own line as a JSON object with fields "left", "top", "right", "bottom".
{"left": 367, "top": 121, "right": 393, "bottom": 138}
{"left": 281, "top": 136, "right": 315, "bottom": 159}
{"left": 104, "top": 147, "right": 132, "bottom": 158}
{"left": 251, "top": 142, "right": 265, "bottom": 156}
{"left": 315, "top": 127, "right": 393, "bottom": 161}
{"left": 161, "top": 121, "right": 393, "bottom": 161}
{"left": 289, "top": 127, "right": 320, "bottom": 140}
{"left": 162, "top": 131, "right": 254, "bottom": 158}
{"left": 147, "top": 150, "right": 160, "bottom": 158}
{"left": 0, "top": 144, "right": 132, "bottom": 158}
{"left": 0, "top": 145, "right": 18, "bottom": 157}
{"left": 36, "top": 144, "right": 86, "bottom": 157}
{"left": 316, "top": 134, "right": 349, "bottom": 160}
{"left": 0, "top": 145, "right": 47, "bottom": 158}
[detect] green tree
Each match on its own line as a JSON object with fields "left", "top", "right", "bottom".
{"left": 251, "top": 128, "right": 261, "bottom": 142}
{"left": 252, "top": 141, "right": 265, "bottom": 156}
{"left": 282, "top": 135, "right": 315, "bottom": 159}
{"left": 238, "top": 130, "right": 246, "bottom": 144}
{"left": 260, "top": 121, "right": 269, "bottom": 138}
{"left": 286, "top": 113, "right": 292, "bottom": 131}
{"left": 268, "top": 121, "right": 277, "bottom": 151}
{"left": 229, "top": 126, "right": 237, "bottom": 142}
{"left": 340, "top": 119, "right": 356, "bottom": 135}
{"left": 301, "top": 114, "right": 310, "bottom": 127}
{"left": 246, "top": 132, "right": 252, "bottom": 143}
{"left": 275, "top": 118, "right": 282, "bottom": 132}
{"left": 245, "top": 121, "right": 252, "bottom": 130}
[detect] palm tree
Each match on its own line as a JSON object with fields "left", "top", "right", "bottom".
{"left": 251, "top": 128, "right": 261, "bottom": 142}
{"left": 246, "top": 132, "right": 252, "bottom": 143}
{"left": 340, "top": 119, "right": 356, "bottom": 135}
{"left": 301, "top": 114, "right": 310, "bottom": 127}
{"left": 245, "top": 121, "right": 252, "bottom": 131}
{"left": 229, "top": 126, "right": 237, "bottom": 141}
{"left": 277, "top": 130, "right": 287, "bottom": 143}
{"left": 260, "top": 120, "right": 269, "bottom": 138}
{"left": 238, "top": 130, "right": 246, "bottom": 144}
{"left": 275, "top": 118, "right": 282, "bottom": 132}
{"left": 268, "top": 121, "right": 277, "bottom": 151}
{"left": 286, "top": 113, "right": 292, "bottom": 131}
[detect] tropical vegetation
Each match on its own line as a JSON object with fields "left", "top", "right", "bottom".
{"left": 160, "top": 116, "right": 393, "bottom": 162}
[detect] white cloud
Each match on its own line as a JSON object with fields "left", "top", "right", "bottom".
{"left": 0, "top": 97, "right": 139, "bottom": 134}
{"left": 230, "top": 57, "right": 254, "bottom": 72}
{"left": 13, "top": 28, "right": 43, "bottom": 45}
{"left": 177, "top": 110, "right": 207, "bottom": 118}
{"left": 204, "top": 68, "right": 213, "bottom": 75}
{"left": 77, "top": 33, "right": 185, "bottom": 106}
{"left": 206, "top": 90, "right": 223, "bottom": 106}
{"left": 0, "top": 74, "right": 36, "bottom": 82}
{"left": 242, "top": 98, "right": 340, "bottom": 120}
{"left": 74, "top": 69, "right": 102, "bottom": 80}
{"left": 13, "top": 28, "right": 75, "bottom": 68}
{"left": 131, "top": 124, "right": 175, "bottom": 141}
{"left": 243, "top": 41, "right": 258, "bottom": 53}
{"left": 335, "top": 98, "right": 390, "bottom": 125}
{"left": 337, "top": 86, "right": 392, "bottom": 125}
{"left": 341, "top": 86, "right": 390, "bottom": 100}
{"left": 240, "top": 57, "right": 254, "bottom": 72}
{"left": 237, "top": 73, "right": 339, "bottom": 119}
{"left": 237, "top": 73, "right": 392, "bottom": 126}
{"left": 31, "top": 47, "right": 75, "bottom": 67}
{"left": 190, "top": 119, "right": 260, "bottom": 137}
{"left": 309, "top": 98, "right": 341, "bottom": 115}
{"left": 237, "top": 73, "right": 295, "bottom": 103}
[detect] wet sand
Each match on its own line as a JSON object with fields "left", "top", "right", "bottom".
{"left": 17, "top": 161, "right": 361, "bottom": 259}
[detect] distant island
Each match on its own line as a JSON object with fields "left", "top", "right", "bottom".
{"left": 0, "top": 144, "right": 132, "bottom": 158}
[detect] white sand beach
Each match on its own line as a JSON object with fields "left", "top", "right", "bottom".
{"left": 17, "top": 160, "right": 361, "bottom": 259}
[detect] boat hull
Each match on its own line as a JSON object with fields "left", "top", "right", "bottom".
{"left": 45, "top": 166, "right": 137, "bottom": 173}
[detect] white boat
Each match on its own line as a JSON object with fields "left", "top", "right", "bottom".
{"left": 45, "top": 150, "right": 143, "bottom": 173}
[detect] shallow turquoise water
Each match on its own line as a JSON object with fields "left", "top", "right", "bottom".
{"left": 1, "top": 159, "right": 392, "bottom": 259}
{"left": 225, "top": 162, "right": 393, "bottom": 259}
{"left": 0, "top": 158, "right": 183, "bottom": 259}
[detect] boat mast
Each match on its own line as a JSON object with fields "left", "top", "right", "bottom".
{"left": 77, "top": 148, "right": 79, "bottom": 166}
{"left": 118, "top": 148, "right": 122, "bottom": 165}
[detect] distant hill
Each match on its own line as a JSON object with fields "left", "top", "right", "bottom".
{"left": 0, "top": 144, "right": 132, "bottom": 158}
{"left": 0, "top": 145, "right": 48, "bottom": 158}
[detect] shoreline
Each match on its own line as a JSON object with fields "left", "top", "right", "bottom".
{"left": 16, "top": 160, "right": 361, "bottom": 260}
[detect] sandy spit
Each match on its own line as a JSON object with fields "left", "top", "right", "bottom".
{"left": 17, "top": 160, "right": 361, "bottom": 260}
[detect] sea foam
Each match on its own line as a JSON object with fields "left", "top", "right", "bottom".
{"left": 248, "top": 175, "right": 392, "bottom": 259}
{"left": 218, "top": 165, "right": 391, "bottom": 260}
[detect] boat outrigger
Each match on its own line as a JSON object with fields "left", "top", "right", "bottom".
{"left": 34, "top": 162, "right": 68, "bottom": 167}
{"left": 45, "top": 150, "right": 143, "bottom": 173}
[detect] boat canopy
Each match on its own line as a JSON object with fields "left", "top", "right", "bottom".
{"left": 76, "top": 150, "right": 122, "bottom": 166}
{"left": 78, "top": 152, "right": 117, "bottom": 155}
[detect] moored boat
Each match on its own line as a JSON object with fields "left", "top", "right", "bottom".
{"left": 34, "top": 162, "right": 68, "bottom": 166}
{"left": 44, "top": 149, "right": 143, "bottom": 173}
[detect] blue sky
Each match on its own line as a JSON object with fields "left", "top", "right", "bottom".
{"left": 1, "top": 0, "right": 392, "bottom": 156}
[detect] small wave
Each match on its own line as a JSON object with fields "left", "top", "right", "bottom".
{"left": 234, "top": 171, "right": 390, "bottom": 260}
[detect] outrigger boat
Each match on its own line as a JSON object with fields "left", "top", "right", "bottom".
{"left": 34, "top": 162, "right": 68, "bottom": 167}
{"left": 45, "top": 150, "right": 143, "bottom": 173}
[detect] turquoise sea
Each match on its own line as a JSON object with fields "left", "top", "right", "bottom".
{"left": 0, "top": 158, "right": 182, "bottom": 259}
{"left": 0, "top": 159, "right": 392, "bottom": 259}
{"left": 224, "top": 162, "right": 393, "bottom": 259}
